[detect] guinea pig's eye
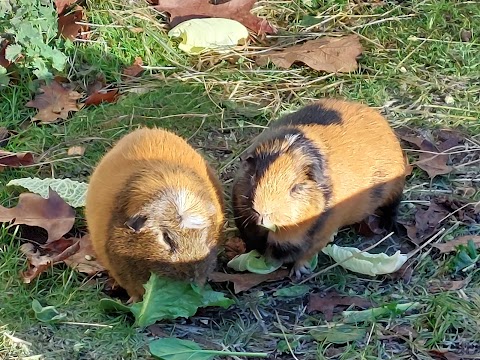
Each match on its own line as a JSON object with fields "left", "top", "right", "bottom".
{"left": 291, "top": 183, "right": 306, "bottom": 194}
{"left": 163, "top": 232, "right": 178, "bottom": 253}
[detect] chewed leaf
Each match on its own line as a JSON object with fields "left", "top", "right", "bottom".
{"left": 31, "top": 299, "right": 67, "bottom": 323}
{"left": 168, "top": 18, "right": 249, "bottom": 55}
{"left": 7, "top": 177, "right": 88, "bottom": 208}
{"left": 321, "top": 244, "right": 408, "bottom": 276}
{"left": 227, "top": 250, "right": 282, "bottom": 274}
{"left": 129, "top": 273, "right": 234, "bottom": 327}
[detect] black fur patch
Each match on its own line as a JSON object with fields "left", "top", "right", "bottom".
{"left": 371, "top": 183, "right": 385, "bottom": 200}
{"left": 377, "top": 192, "right": 403, "bottom": 234}
{"left": 125, "top": 215, "right": 147, "bottom": 232}
{"left": 269, "top": 241, "right": 306, "bottom": 263}
{"left": 306, "top": 208, "right": 333, "bottom": 239}
{"left": 271, "top": 103, "right": 343, "bottom": 128}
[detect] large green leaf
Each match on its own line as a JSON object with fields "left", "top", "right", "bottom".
{"left": 149, "top": 338, "right": 268, "bottom": 360}
{"left": 105, "top": 273, "right": 234, "bottom": 327}
{"left": 227, "top": 250, "right": 282, "bottom": 274}
{"left": 7, "top": 177, "right": 88, "bottom": 208}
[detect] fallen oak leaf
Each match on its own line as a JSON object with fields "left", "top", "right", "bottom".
{"left": 20, "top": 240, "right": 80, "bottom": 283}
{"left": 432, "top": 235, "right": 480, "bottom": 253}
{"left": 0, "top": 188, "right": 76, "bottom": 242}
{"left": 401, "top": 202, "right": 449, "bottom": 244}
{"left": 256, "top": 35, "right": 363, "bottom": 73}
{"left": 63, "top": 234, "right": 105, "bottom": 275}
{"left": 0, "top": 150, "right": 34, "bottom": 170}
{"left": 122, "top": 57, "right": 145, "bottom": 78}
{"left": 152, "top": 0, "right": 276, "bottom": 35}
{"left": 307, "top": 291, "right": 373, "bottom": 321}
{"left": 209, "top": 269, "right": 289, "bottom": 293}
{"left": 26, "top": 80, "right": 83, "bottom": 124}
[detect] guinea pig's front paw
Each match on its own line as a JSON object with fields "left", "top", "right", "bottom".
{"left": 290, "top": 260, "right": 312, "bottom": 280}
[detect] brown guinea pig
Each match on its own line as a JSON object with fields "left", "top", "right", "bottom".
{"left": 85, "top": 127, "right": 225, "bottom": 302}
{"left": 232, "top": 98, "right": 406, "bottom": 278}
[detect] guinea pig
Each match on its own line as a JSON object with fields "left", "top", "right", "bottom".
{"left": 232, "top": 98, "right": 406, "bottom": 278}
{"left": 85, "top": 127, "right": 225, "bottom": 302}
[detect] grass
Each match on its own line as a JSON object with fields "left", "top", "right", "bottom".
{"left": 1, "top": 0, "right": 480, "bottom": 359}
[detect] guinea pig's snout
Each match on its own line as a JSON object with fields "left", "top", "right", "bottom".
{"left": 257, "top": 214, "right": 277, "bottom": 232}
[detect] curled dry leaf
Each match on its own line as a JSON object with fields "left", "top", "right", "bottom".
{"left": 209, "top": 269, "right": 289, "bottom": 293}
{"left": 307, "top": 291, "right": 373, "bottom": 321}
{"left": 153, "top": 0, "right": 276, "bottom": 35}
{"left": 0, "top": 188, "right": 76, "bottom": 242}
{"left": 222, "top": 236, "right": 246, "bottom": 261}
{"left": 62, "top": 234, "right": 105, "bottom": 275}
{"left": 0, "top": 150, "right": 34, "bottom": 171}
{"left": 67, "top": 145, "right": 85, "bottom": 156}
{"left": 84, "top": 89, "right": 119, "bottom": 107}
{"left": 26, "top": 80, "right": 83, "bottom": 124}
{"left": 428, "top": 278, "right": 469, "bottom": 293}
{"left": 432, "top": 235, "right": 480, "bottom": 254}
{"left": 122, "top": 57, "right": 145, "bottom": 78}
{"left": 0, "top": 39, "right": 12, "bottom": 68}
{"left": 58, "top": 5, "right": 89, "bottom": 40}
{"left": 20, "top": 240, "right": 80, "bottom": 283}
{"left": 256, "top": 35, "right": 363, "bottom": 73}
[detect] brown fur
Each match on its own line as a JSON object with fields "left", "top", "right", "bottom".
{"left": 232, "top": 98, "right": 406, "bottom": 274}
{"left": 85, "top": 127, "right": 225, "bottom": 301}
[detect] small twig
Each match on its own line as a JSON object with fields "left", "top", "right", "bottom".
{"left": 300, "top": 232, "right": 394, "bottom": 284}
{"left": 60, "top": 321, "right": 113, "bottom": 328}
{"left": 275, "top": 310, "right": 299, "bottom": 360}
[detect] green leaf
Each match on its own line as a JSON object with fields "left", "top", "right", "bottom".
{"left": 227, "top": 250, "right": 282, "bottom": 274}
{"left": 274, "top": 285, "right": 310, "bottom": 298}
{"left": 150, "top": 338, "right": 214, "bottom": 360}
{"left": 168, "top": 18, "right": 249, "bottom": 55}
{"left": 321, "top": 244, "right": 408, "bottom": 276}
{"left": 99, "top": 298, "right": 132, "bottom": 314}
{"left": 149, "top": 338, "right": 269, "bottom": 360}
{"left": 342, "top": 302, "right": 420, "bottom": 324}
{"left": 310, "top": 324, "right": 367, "bottom": 344}
{"left": 5, "top": 44, "right": 22, "bottom": 62}
{"left": 31, "top": 299, "right": 67, "bottom": 323}
{"left": 7, "top": 177, "right": 89, "bottom": 208}
{"left": 276, "top": 339, "right": 300, "bottom": 354}
{"left": 130, "top": 273, "right": 234, "bottom": 327}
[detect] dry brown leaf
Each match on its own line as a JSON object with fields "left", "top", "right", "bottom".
{"left": 54, "top": 0, "right": 78, "bottom": 14}
{"left": 58, "top": 6, "right": 89, "bottom": 40}
{"left": 122, "top": 57, "right": 145, "bottom": 78}
{"left": 84, "top": 89, "right": 119, "bottom": 107}
{"left": 26, "top": 80, "right": 83, "bottom": 124}
{"left": 0, "top": 150, "right": 34, "bottom": 170}
{"left": 0, "top": 188, "right": 76, "bottom": 242}
{"left": 354, "top": 214, "right": 384, "bottom": 237}
{"left": 256, "top": 35, "right": 363, "bottom": 73}
{"left": 307, "top": 291, "right": 373, "bottom": 321}
{"left": 20, "top": 240, "right": 80, "bottom": 283}
{"left": 432, "top": 235, "right": 480, "bottom": 254}
{"left": 428, "top": 278, "right": 469, "bottom": 293}
{"left": 152, "top": 0, "right": 276, "bottom": 35}
{"left": 0, "top": 39, "right": 12, "bottom": 68}
{"left": 63, "top": 234, "right": 105, "bottom": 275}
{"left": 0, "top": 127, "right": 12, "bottom": 148}
{"left": 222, "top": 236, "right": 247, "bottom": 261}
{"left": 209, "top": 269, "right": 289, "bottom": 293}
{"left": 428, "top": 349, "right": 467, "bottom": 360}
{"left": 402, "top": 202, "right": 449, "bottom": 244}
{"left": 67, "top": 145, "right": 85, "bottom": 156}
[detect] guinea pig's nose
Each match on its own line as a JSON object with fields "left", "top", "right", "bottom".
{"left": 258, "top": 216, "right": 277, "bottom": 232}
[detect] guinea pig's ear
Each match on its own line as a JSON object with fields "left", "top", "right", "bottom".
{"left": 241, "top": 153, "right": 256, "bottom": 172}
{"left": 125, "top": 215, "right": 147, "bottom": 232}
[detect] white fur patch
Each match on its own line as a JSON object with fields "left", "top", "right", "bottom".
{"left": 285, "top": 133, "right": 301, "bottom": 147}
{"left": 174, "top": 189, "right": 209, "bottom": 229}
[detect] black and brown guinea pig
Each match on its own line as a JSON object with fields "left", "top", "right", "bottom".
{"left": 85, "top": 127, "right": 225, "bottom": 302}
{"left": 232, "top": 98, "right": 406, "bottom": 278}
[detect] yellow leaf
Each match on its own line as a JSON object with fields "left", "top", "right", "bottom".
{"left": 168, "top": 18, "right": 249, "bottom": 55}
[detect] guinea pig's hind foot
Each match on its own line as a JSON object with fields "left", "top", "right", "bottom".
{"left": 290, "top": 260, "right": 312, "bottom": 281}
